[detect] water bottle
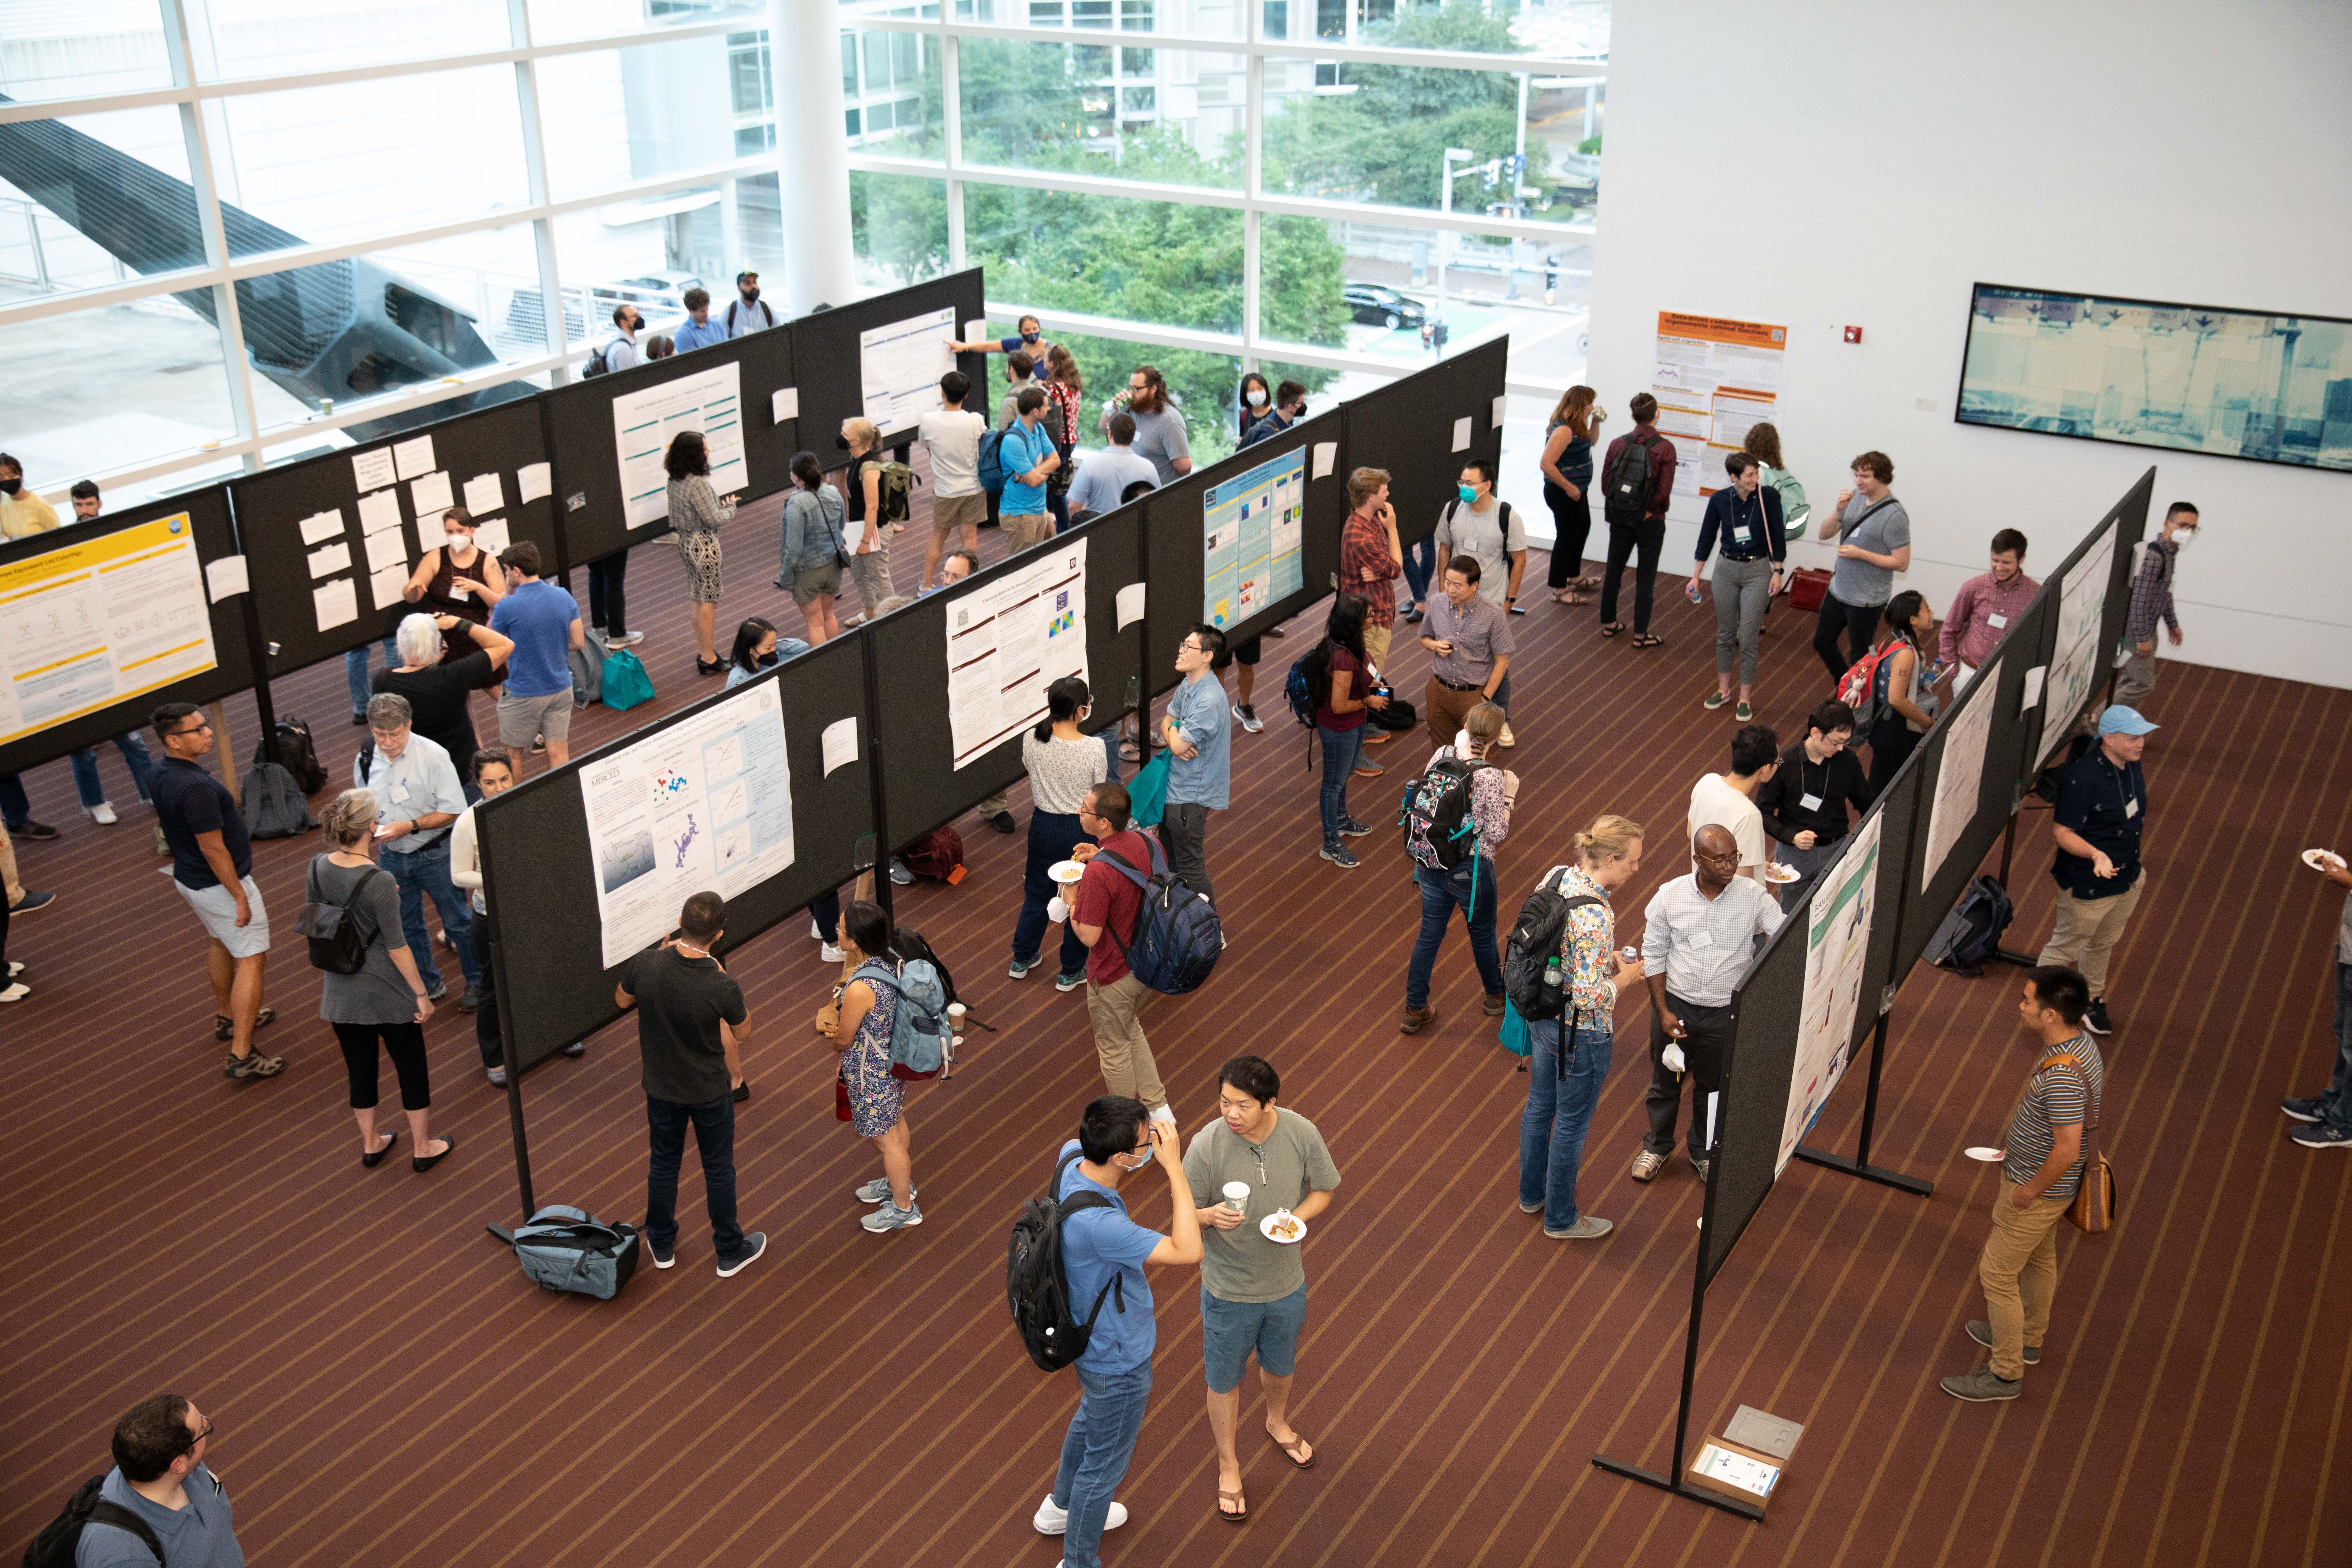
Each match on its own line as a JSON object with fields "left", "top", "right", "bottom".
{"left": 1544, "top": 955, "right": 1562, "bottom": 988}
{"left": 1686, "top": 579, "right": 1702, "bottom": 604}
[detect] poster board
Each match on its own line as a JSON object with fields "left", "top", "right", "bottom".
{"left": 859, "top": 304, "right": 958, "bottom": 441}
{"left": 1202, "top": 443, "right": 1307, "bottom": 632}
{"left": 232, "top": 398, "right": 560, "bottom": 677}
{"left": 789, "top": 270, "right": 987, "bottom": 464}
{"left": 611, "top": 361, "right": 750, "bottom": 530}
{"left": 1651, "top": 312, "right": 1789, "bottom": 519}
{"left": 476, "top": 631, "right": 872, "bottom": 1073}
{"left": 1335, "top": 336, "right": 1509, "bottom": 550}
{"left": 1778, "top": 810, "right": 1883, "bottom": 1176}
{"left": 944, "top": 538, "right": 1091, "bottom": 770}
{"left": 543, "top": 322, "right": 797, "bottom": 571}
{"left": 2035, "top": 518, "right": 2116, "bottom": 767}
{"left": 0, "top": 486, "right": 254, "bottom": 775}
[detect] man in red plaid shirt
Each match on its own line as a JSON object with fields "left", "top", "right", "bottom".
{"left": 1339, "top": 468, "right": 1405, "bottom": 748}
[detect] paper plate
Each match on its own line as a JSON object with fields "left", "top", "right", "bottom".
{"left": 1260, "top": 1211, "right": 1307, "bottom": 1245}
{"left": 2303, "top": 848, "right": 2346, "bottom": 872}
{"left": 1763, "top": 863, "right": 1801, "bottom": 884}
{"left": 1964, "top": 1146, "right": 2004, "bottom": 1163}
{"left": 1049, "top": 859, "right": 1086, "bottom": 884}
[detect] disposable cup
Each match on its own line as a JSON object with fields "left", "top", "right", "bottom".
{"left": 1222, "top": 1181, "right": 1251, "bottom": 1212}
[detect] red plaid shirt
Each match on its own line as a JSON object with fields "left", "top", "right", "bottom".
{"left": 1340, "top": 509, "right": 1401, "bottom": 626}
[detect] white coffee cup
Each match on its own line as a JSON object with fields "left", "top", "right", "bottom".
{"left": 1048, "top": 895, "right": 1069, "bottom": 922}
{"left": 946, "top": 1002, "right": 967, "bottom": 1024}
{"left": 1222, "top": 1180, "right": 1251, "bottom": 1213}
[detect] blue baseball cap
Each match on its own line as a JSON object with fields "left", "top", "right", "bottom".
{"left": 2098, "top": 705, "right": 2159, "bottom": 736}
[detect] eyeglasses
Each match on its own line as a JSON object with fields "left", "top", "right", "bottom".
{"left": 182, "top": 1415, "right": 215, "bottom": 1453}
{"left": 1694, "top": 850, "right": 1742, "bottom": 867}
{"left": 168, "top": 721, "right": 213, "bottom": 739}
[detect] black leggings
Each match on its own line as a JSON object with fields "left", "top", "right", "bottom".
{"left": 1867, "top": 715, "right": 1923, "bottom": 793}
{"left": 334, "top": 1020, "right": 431, "bottom": 1111}
{"left": 587, "top": 551, "right": 629, "bottom": 639}
{"left": 470, "top": 917, "right": 503, "bottom": 1069}
{"left": 1543, "top": 481, "right": 1593, "bottom": 590}
{"left": 1598, "top": 519, "right": 1665, "bottom": 631}
{"left": 1813, "top": 592, "right": 1883, "bottom": 681}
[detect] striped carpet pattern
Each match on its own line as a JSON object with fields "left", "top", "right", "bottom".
{"left": 3, "top": 492, "right": 2346, "bottom": 1567}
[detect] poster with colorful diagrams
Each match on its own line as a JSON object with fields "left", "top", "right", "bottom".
{"left": 1202, "top": 446, "right": 1306, "bottom": 630}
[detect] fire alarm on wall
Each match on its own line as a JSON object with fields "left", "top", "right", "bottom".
{"left": 1842, "top": 325, "right": 1864, "bottom": 344}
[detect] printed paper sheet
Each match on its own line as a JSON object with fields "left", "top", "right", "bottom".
{"left": 1651, "top": 312, "right": 1789, "bottom": 509}
{"left": 2036, "top": 528, "right": 2116, "bottom": 767}
{"left": 0, "top": 514, "right": 218, "bottom": 746}
{"left": 1780, "top": 812, "right": 1881, "bottom": 1175}
{"left": 859, "top": 306, "right": 957, "bottom": 439}
{"left": 1922, "top": 652, "right": 2002, "bottom": 891}
{"left": 611, "top": 363, "right": 748, "bottom": 529}
{"left": 1202, "top": 447, "right": 1306, "bottom": 631}
{"left": 945, "top": 538, "right": 1089, "bottom": 769}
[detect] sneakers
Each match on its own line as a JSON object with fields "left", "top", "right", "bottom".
{"left": 861, "top": 1200, "right": 923, "bottom": 1233}
{"left": 86, "top": 801, "right": 119, "bottom": 825}
{"left": 1734, "top": 701, "right": 1753, "bottom": 722}
{"left": 486, "top": 1066, "right": 508, "bottom": 1088}
{"left": 2291, "top": 1122, "right": 2352, "bottom": 1150}
{"left": 1149, "top": 1102, "right": 1178, "bottom": 1127}
{"left": 1233, "top": 702, "right": 1264, "bottom": 734}
{"left": 820, "top": 943, "right": 845, "bottom": 963}
{"left": 456, "top": 982, "right": 483, "bottom": 1014}
{"left": 1034, "top": 1496, "right": 1129, "bottom": 1536}
{"left": 1338, "top": 817, "right": 1376, "bottom": 838}
{"left": 561, "top": 1041, "right": 586, "bottom": 1058}
{"left": 1498, "top": 724, "right": 1516, "bottom": 748}
{"left": 1320, "top": 844, "right": 1361, "bottom": 870}
{"left": 1400, "top": 1003, "right": 1439, "bottom": 1035}
{"left": 1517, "top": 1198, "right": 1542, "bottom": 1214}
{"left": 614, "top": 631, "right": 646, "bottom": 647}
{"left": 1629, "top": 1149, "right": 1668, "bottom": 1183}
{"left": 810, "top": 918, "right": 827, "bottom": 941}
{"left": 855, "top": 1176, "right": 917, "bottom": 1204}
{"left": 1544, "top": 1215, "right": 1612, "bottom": 1241}
{"left": 2083, "top": 998, "right": 2114, "bottom": 1035}
{"left": 1966, "top": 1320, "right": 2040, "bottom": 1364}
{"left": 1689, "top": 1153, "right": 1711, "bottom": 1184}
{"left": 1054, "top": 970, "right": 1086, "bottom": 993}
{"left": 530, "top": 735, "right": 547, "bottom": 754}
{"left": 0, "top": 982, "right": 28, "bottom": 1004}
{"left": 649, "top": 1237, "right": 676, "bottom": 1269}
{"left": 1351, "top": 760, "right": 1385, "bottom": 779}
{"left": 1940, "top": 1366, "right": 2022, "bottom": 1402}
{"left": 1703, "top": 690, "right": 1730, "bottom": 711}
{"left": 1481, "top": 990, "right": 1506, "bottom": 1016}
{"left": 9, "top": 890, "right": 56, "bottom": 915}
{"left": 716, "top": 1232, "right": 768, "bottom": 1277}
{"left": 1008, "top": 955, "right": 1039, "bottom": 980}
{"left": 8, "top": 819, "right": 58, "bottom": 840}
{"left": 2281, "top": 1096, "right": 2325, "bottom": 1124}
{"left": 989, "top": 810, "right": 1018, "bottom": 834}
{"left": 350, "top": 710, "right": 370, "bottom": 727}
{"left": 222, "top": 1051, "right": 287, "bottom": 1080}
{"left": 889, "top": 857, "right": 915, "bottom": 886}
{"left": 424, "top": 980, "right": 449, "bottom": 1003}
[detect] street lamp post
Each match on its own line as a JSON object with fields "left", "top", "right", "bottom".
{"left": 1436, "top": 146, "right": 1491, "bottom": 357}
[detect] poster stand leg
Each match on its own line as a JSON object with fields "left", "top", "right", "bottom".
{"left": 857, "top": 635, "right": 895, "bottom": 929}
{"left": 486, "top": 920, "right": 537, "bottom": 1243}
{"left": 1989, "top": 812, "right": 2039, "bottom": 971}
{"left": 1792, "top": 1012, "right": 1933, "bottom": 1197}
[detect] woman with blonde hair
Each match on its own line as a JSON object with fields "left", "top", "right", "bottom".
{"left": 1518, "top": 813, "right": 1645, "bottom": 1240}
{"left": 306, "top": 788, "right": 453, "bottom": 1172}
{"left": 1539, "top": 385, "right": 1603, "bottom": 605}
{"left": 1400, "top": 702, "right": 1518, "bottom": 1035}
{"left": 664, "top": 428, "right": 737, "bottom": 675}
{"left": 839, "top": 417, "right": 895, "bottom": 620}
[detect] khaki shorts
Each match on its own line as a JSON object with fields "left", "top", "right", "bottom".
{"left": 177, "top": 875, "right": 271, "bottom": 959}
{"left": 1003, "top": 511, "right": 1056, "bottom": 553}
{"left": 498, "top": 687, "right": 574, "bottom": 748}
{"left": 791, "top": 560, "right": 843, "bottom": 606}
{"left": 932, "top": 491, "right": 987, "bottom": 531}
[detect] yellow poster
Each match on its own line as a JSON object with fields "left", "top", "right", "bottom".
{"left": 0, "top": 514, "right": 217, "bottom": 747}
{"left": 1652, "top": 311, "right": 1789, "bottom": 503}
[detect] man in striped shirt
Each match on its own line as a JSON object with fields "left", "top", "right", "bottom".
{"left": 2114, "top": 502, "right": 2197, "bottom": 708}
{"left": 1943, "top": 965, "right": 2106, "bottom": 1402}
{"left": 1632, "top": 824, "right": 1784, "bottom": 1184}
{"left": 1938, "top": 528, "right": 2038, "bottom": 690}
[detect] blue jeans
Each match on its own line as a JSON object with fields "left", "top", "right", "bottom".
{"left": 1014, "top": 809, "right": 1093, "bottom": 976}
{"left": 1519, "top": 1019, "right": 1616, "bottom": 1230}
{"left": 1053, "top": 1359, "right": 1153, "bottom": 1568}
{"left": 345, "top": 637, "right": 398, "bottom": 716}
{"left": 1406, "top": 860, "right": 1503, "bottom": 1009}
{"left": 1401, "top": 534, "right": 1436, "bottom": 609}
{"left": 644, "top": 1091, "right": 746, "bottom": 1262}
{"left": 2323, "top": 961, "right": 2352, "bottom": 1134}
{"left": 1316, "top": 723, "right": 1364, "bottom": 849}
{"left": 383, "top": 836, "right": 478, "bottom": 993}
{"left": 0, "top": 772, "right": 30, "bottom": 828}
{"left": 71, "top": 731, "right": 156, "bottom": 810}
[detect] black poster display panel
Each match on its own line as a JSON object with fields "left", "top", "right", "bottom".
{"left": 475, "top": 632, "right": 873, "bottom": 1073}
{"left": 1336, "top": 336, "right": 1510, "bottom": 547}
{"left": 1138, "top": 408, "right": 1345, "bottom": 691}
{"left": 788, "top": 269, "right": 988, "bottom": 458}
{"left": 0, "top": 485, "right": 255, "bottom": 776}
{"left": 1846, "top": 758, "right": 1923, "bottom": 1069}
{"left": 542, "top": 323, "right": 798, "bottom": 571}
{"left": 1703, "top": 923, "right": 1807, "bottom": 1288}
{"left": 232, "top": 398, "right": 560, "bottom": 678}
{"left": 866, "top": 507, "right": 1143, "bottom": 846}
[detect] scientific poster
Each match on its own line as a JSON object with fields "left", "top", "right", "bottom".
{"left": 945, "top": 538, "right": 1089, "bottom": 769}
{"left": 1922, "top": 652, "right": 2002, "bottom": 892}
{"left": 612, "top": 363, "right": 748, "bottom": 528}
{"left": 1779, "top": 812, "right": 1881, "bottom": 1175}
{"left": 579, "top": 680, "right": 797, "bottom": 968}
{"left": 2035, "top": 528, "right": 2115, "bottom": 766}
{"left": 1202, "top": 446, "right": 1306, "bottom": 630}
{"left": 860, "top": 305, "right": 957, "bottom": 439}
{"left": 0, "top": 514, "right": 216, "bottom": 747}
{"left": 1651, "top": 313, "right": 1788, "bottom": 505}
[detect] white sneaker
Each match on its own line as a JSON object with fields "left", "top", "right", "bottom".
{"left": 615, "top": 631, "right": 645, "bottom": 647}
{"left": 86, "top": 801, "right": 119, "bottom": 825}
{"left": 809, "top": 918, "right": 825, "bottom": 941}
{"left": 820, "top": 943, "right": 844, "bottom": 963}
{"left": 1033, "top": 1495, "right": 1128, "bottom": 1535}
{"left": 1499, "top": 724, "right": 1517, "bottom": 748}
{"left": 1149, "top": 1102, "right": 1177, "bottom": 1127}
{"left": 0, "top": 982, "right": 28, "bottom": 1003}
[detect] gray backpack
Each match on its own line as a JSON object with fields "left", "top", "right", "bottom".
{"left": 490, "top": 1205, "right": 640, "bottom": 1300}
{"left": 240, "top": 760, "right": 316, "bottom": 839}
{"left": 569, "top": 625, "right": 608, "bottom": 707}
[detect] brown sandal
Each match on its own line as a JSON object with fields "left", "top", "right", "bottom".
{"left": 1217, "top": 1486, "right": 1249, "bottom": 1522}
{"left": 1271, "top": 1431, "right": 1317, "bottom": 1469}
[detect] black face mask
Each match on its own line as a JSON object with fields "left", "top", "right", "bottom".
{"left": 834, "top": 434, "right": 851, "bottom": 450}
{"left": 0, "top": 477, "right": 18, "bottom": 496}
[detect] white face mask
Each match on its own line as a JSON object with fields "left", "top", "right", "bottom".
{"left": 1247, "top": 388, "right": 1268, "bottom": 407}
{"left": 2171, "top": 526, "right": 2196, "bottom": 549}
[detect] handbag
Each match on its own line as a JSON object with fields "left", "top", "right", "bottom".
{"left": 2053, "top": 1051, "right": 2116, "bottom": 1233}
{"left": 601, "top": 646, "right": 655, "bottom": 711}
{"left": 1787, "top": 566, "right": 1833, "bottom": 612}
{"left": 1498, "top": 996, "right": 1532, "bottom": 1058}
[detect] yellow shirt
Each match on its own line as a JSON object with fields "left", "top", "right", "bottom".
{"left": 0, "top": 489, "right": 61, "bottom": 540}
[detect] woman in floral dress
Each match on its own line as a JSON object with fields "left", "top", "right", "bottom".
{"left": 833, "top": 901, "right": 921, "bottom": 1234}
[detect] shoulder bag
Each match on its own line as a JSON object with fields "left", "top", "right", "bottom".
{"left": 2049, "top": 1049, "right": 2116, "bottom": 1233}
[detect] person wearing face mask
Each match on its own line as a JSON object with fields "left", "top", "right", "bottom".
{"left": 1009, "top": 677, "right": 1110, "bottom": 992}
{"left": 1238, "top": 380, "right": 1307, "bottom": 450}
{"left": 952, "top": 312, "right": 1054, "bottom": 363}
{"left": 1940, "top": 528, "right": 2037, "bottom": 691}
{"left": 400, "top": 506, "right": 506, "bottom": 635}
{"left": 1753, "top": 700, "right": 1876, "bottom": 910}
{"left": 0, "top": 451, "right": 59, "bottom": 539}
{"left": 601, "top": 303, "right": 642, "bottom": 374}
{"left": 723, "top": 615, "right": 806, "bottom": 689}
{"left": 2035, "top": 705, "right": 2159, "bottom": 1038}
{"left": 1434, "top": 457, "right": 1528, "bottom": 628}
{"left": 1236, "top": 372, "right": 1274, "bottom": 443}
{"left": 2115, "top": 502, "right": 2198, "bottom": 709}
{"left": 723, "top": 271, "right": 774, "bottom": 337}
{"left": 1690, "top": 450, "right": 1787, "bottom": 722}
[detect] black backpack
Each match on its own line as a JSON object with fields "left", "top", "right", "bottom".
{"left": 1502, "top": 864, "right": 1606, "bottom": 1025}
{"left": 1601, "top": 430, "right": 1659, "bottom": 525}
{"left": 296, "top": 858, "right": 384, "bottom": 975}
{"left": 1926, "top": 874, "right": 2016, "bottom": 978}
{"left": 1400, "top": 752, "right": 1486, "bottom": 874}
{"left": 581, "top": 337, "right": 617, "bottom": 378}
{"left": 254, "top": 716, "right": 327, "bottom": 796}
{"left": 23, "top": 1474, "right": 167, "bottom": 1567}
{"left": 240, "top": 761, "right": 317, "bottom": 840}
{"left": 1096, "top": 841, "right": 1223, "bottom": 995}
{"left": 1007, "top": 1148, "right": 1123, "bottom": 1372}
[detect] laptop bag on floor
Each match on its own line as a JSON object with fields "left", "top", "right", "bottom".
{"left": 490, "top": 1205, "right": 640, "bottom": 1300}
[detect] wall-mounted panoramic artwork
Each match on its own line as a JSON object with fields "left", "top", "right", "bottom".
{"left": 1956, "top": 284, "right": 2352, "bottom": 471}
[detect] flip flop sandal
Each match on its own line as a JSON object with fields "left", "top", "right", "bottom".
{"left": 214, "top": 1006, "right": 277, "bottom": 1042}
{"left": 1217, "top": 1487, "right": 1249, "bottom": 1523}
{"left": 1599, "top": 622, "right": 1626, "bottom": 638}
{"left": 1632, "top": 634, "right": 1665, "bottom": 649}
{"left": 1272, "top": 1432, "right": 1317, "bottom": 1469}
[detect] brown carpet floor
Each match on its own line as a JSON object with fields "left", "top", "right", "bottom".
{"left": 3, "top": 492, "right": 2346, "bottom": 1567}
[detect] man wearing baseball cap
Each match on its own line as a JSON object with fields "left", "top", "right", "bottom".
{"left": 2036, "top": 705, "right": 2157, "bottom": 1036}
{"left": 724, "top": 271, "right": 774, "bottom": 337}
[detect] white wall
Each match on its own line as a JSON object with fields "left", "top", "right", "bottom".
{"left": 1585, "top": 0, "right": 2352, "bottom": 688}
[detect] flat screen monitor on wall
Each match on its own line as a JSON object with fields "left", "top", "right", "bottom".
{"left": 1954, "top": 283, "right": 2352, "bottom": 472}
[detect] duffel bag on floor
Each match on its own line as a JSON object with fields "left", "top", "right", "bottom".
{"left": 490, "top": 1204, "right": 640, "bottom": 1300}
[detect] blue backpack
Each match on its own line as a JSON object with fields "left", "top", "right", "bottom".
{"left": 1095, "top": 837, "right": 1221, "bottom": 995}
{"left": 977, "top": 427, "right": 1008, "bottom": 497}
{"left": 854, "top": 957, "right": 951, "bottom": 1080}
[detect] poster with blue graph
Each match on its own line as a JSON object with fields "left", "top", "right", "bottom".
{"left": 1202, "top": 447, "right": 1307, "bottom": 630}
{"left": 580, "top": 679, "right": 797, "bottom": 966}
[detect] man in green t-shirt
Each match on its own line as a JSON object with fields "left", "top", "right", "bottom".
{"left": 1183, "top": 1055, "right": 1342, "bottom": 1523}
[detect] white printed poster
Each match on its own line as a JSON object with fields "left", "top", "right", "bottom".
{"left": 945, "top": 538, "right": 1089, "bottom": 769}
{"left": 0, "top": 514, "right": 217, "bottom": 747}
{"left": 1922, "top": 651, "right": 2002, "bottom": 892}
{"left": 2036, "top": 528, "right": 2115, "bottom": 767}
{"left": 1202, "top": 446, "right": 1306, "bottom": 630}
{"left": 580, "top": 680, "right": 797, "bottom": 968}
{"left": 1779, "top": 811, "right": 1881, "bottom": 1175}
{"left": 612, "top": 363, "right": 748, "bottom": 529}
{"left": 860, "top": 305, "right": 957, "bottom": 439}
{"left": 1651, "top": 312, "right": 1788, "bottom": 509}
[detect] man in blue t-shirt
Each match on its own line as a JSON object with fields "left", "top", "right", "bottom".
{"left": 1158, "top": 623, "right": 1232, "bottom": 907}
{"left": 1035, "top": 1096, "right": 1202, "bottom": 1565}
{"left": 488, "top": 540, "right": 583, "bottom": 774}
{"left": 1000, "top": 386, "right": 1061, "bottom": 556}
{"left": 72, "top": 1392, "right": 247, "bottom": 1567}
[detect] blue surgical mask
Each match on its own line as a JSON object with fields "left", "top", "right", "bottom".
{"left": 1457, "top": 484, "right": 1477, "bottom": 503}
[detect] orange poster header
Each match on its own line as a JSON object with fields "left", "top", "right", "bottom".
{"left": 1656, "top": 312, "right": 1787, "bottom": 349}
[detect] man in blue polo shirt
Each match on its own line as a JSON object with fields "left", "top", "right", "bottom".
{"left": 1000, "top": 386, "right": 1061, "bottom": 555}
{"left": 149, "top": 702, "right": 282, "bottom": 1079}
{"left": 672, "top": 287, "right": 727, "bottom": 354}
{"left": 489, "top": 540, "right": 583, "bottom": 774}
{"left": 1034, "top": 1096, "right": 1202, "bottom": 1566}
{"left": 2036, "top": 704, "right": 2157, "bottom": 1037}
{"left": 1159, "top": 623, "right": 1231, "bottom": 909}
